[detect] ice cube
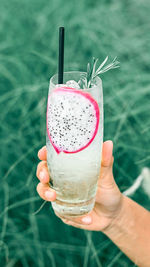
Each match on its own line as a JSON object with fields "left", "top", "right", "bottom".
{"left": 66, "top": 80, "right": 80, "bottom": 89}
{"left": 55, "top": 84, "right": 68, "bottom": 88}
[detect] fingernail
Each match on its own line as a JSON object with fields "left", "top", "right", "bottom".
{"left": 39, "top": 171, "right": 45, "bottom": 181}
{"left": 81, "top": 216, "right": 92, "bottom": 224}
{"left": 38, "top": 147, "right": 45, "bottom": 156}
{"left": 45, "top": 190, "right": 54, "bottom": 199}
{"left": 38, "top": 148, "right": 42, "bottom": 156}
{"left": 106, "top": 141, "right": 113, "bottom": 159}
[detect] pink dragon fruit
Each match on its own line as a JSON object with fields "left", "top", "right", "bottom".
{"left": 47, "top": 87, "right": 100, "bottom": 154}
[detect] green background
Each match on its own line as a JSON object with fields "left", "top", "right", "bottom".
{"left": 0, "top": 0, "right": 150, "bottom": 266}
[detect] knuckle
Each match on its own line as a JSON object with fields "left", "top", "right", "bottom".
{"left": 36, "top": 182, "right": 42, "bottom": 194}
{"left": 36, "top": 162, "right": 42, "bottom": 176}
{"left": 42, "top": 145, "right": 47, "bottom": 151}
{"left": 111, "top": 156, "right": 114, "bottom": 165}
{"left": 36, "top": 161, "right": 47, "bottom": 177}
{"left": 43, "top": 166, "right": 49, "bottom": 176}
{"left": 36, "top": 183, "right": 40, "bottom": 192}
{"left": 38, "top": 146, "right": 47, "bottom": 159}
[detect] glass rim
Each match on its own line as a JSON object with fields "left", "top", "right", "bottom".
{"left": 50, "top": 71, "right": 102, "bottom": 87}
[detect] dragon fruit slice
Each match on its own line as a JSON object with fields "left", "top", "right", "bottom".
{"left": 47, "top": 87, "right": 100, "bottom": 154}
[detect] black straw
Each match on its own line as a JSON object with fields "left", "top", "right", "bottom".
{"left": 58, "top": 27, "right": 65, "bottom": 84}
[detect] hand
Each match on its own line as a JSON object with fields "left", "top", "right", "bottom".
{"left": 36, "top": 141, "right": 123, "bottom": 232}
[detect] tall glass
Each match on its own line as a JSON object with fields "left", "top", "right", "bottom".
{"left": 46, "top": 71, "right": 103, "bottom": 217}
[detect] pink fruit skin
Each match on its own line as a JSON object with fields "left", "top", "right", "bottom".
{"left": 47, "top": 87, "right": 100, "bottom": 154}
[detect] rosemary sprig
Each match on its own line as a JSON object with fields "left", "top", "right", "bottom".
{"left": 78, "top": 56, "right": 120, "bottom": 89}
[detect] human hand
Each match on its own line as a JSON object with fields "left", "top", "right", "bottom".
{"left": 36, "top": 141, "right": 123, "bottom": 232}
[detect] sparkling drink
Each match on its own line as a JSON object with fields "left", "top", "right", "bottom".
{"left": 46, "top": 71, "right": 103, "bottom": 217}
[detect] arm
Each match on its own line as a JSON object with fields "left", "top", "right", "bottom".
{"left": 103, "top": 195, "right": 150, "bottom": 267}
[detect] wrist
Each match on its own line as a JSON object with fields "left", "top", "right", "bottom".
{"left": 102, "top": 194, "right": 127, "bottom": 234}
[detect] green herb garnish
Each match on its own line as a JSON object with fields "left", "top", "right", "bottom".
{"left": 78, "top": 56, "right": 120, "bottom": 89}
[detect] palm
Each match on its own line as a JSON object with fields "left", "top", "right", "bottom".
{"left": 80, "top": 182, "right": 122, "bottom": 231}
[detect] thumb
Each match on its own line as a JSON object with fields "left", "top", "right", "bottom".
{"left": 98, "top": 140, "right": 115, "bottom": 188}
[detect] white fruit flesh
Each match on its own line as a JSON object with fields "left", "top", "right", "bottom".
{"left": 47, "top": 87, "right": 100, "bottom": 154}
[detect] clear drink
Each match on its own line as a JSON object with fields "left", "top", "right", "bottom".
{"left": 46, "top": 71, "right": 103, "bottom": 217}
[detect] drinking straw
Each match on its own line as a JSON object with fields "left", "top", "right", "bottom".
{"left": 58, "top": 27, "right": 65, "bottom": 84}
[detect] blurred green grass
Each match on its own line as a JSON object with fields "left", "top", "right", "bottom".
{"left": 0, "top": 0, "right": 150, "bottom": 266}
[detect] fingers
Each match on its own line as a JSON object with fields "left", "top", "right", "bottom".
{"left": 36, "top": 182, "right": 56, "bottom": 201}
{"left": 37, "top": 145, "right": 56, "bottom": 202}
{"left": 98, "top": 140, "right": 115, "bottom": 188}
{"left": 38, "top": 146, "right": 47, "bottom": 161}
{"left": 36, "top": 161, "right": 50, "bottom": 183}
{"left": 63, "top": 215, "right": 92, "bottom": 225}
{"left": 101, "top": 140, "right": 113, "bottom": 168}
{"left": 55, "top": 211, "right": 93, "bottom": 229}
